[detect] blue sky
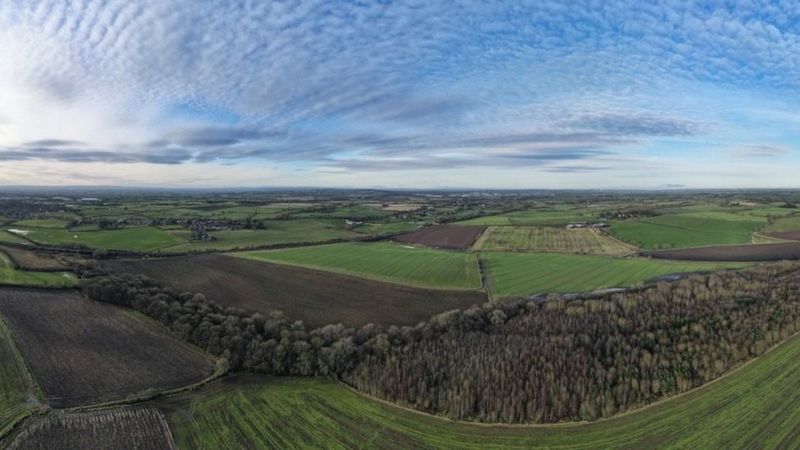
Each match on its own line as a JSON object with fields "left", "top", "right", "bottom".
{"left": 0, "top": 0, "right": 799, "bottom": 188}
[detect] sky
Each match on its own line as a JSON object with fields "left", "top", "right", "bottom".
{"left": 1, "top": 1, "right": 800, "bottom": 189}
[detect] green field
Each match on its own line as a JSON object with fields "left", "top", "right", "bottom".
{"left": 483, "top": 252, "right": 748, "bottom": 297}
{"left": 0, "top": 253, "right": 76, "bottom": 288}
{"left": 763, "top": 215, "right": 800, "bottom": 233}
{"left": 16, "top": 226, "right": 185, "bottom": 252}
{"left": 474, "top": 226, "right": 636, "bottom": 255}
{"left": 0, "top": 316, "right": 37, "bottom": 437}
{"left": 458, "top": 209, "right": 600, "bottom": 226}
{"left": 161, "top": 219, "right": 360, "bottom": 252}
{"left": 234, "top": 242, "right": 481, "bottom": 290}
{"left": 9, "top": 219, "right": 70, "bottom": 229}
{"left": 0, "top": 231, "right": 28, "bottom": 245}
{"left": 611, "top": 212, "right": 766, "bottom": 250}
{"left": 166, "top": 330, "right": 800, "bottom": 448}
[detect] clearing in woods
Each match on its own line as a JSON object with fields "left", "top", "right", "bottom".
{"left": 164, "top": 332, "right": 800, "bottom": 449}
{"left": 234, "top": 242, "right": 482, "bottom": 290}
{"left": 473, "top": 226, "right": 637, "bottom": 255}
{"left": 0, "top": 288, "right": 215, "bottom": 408}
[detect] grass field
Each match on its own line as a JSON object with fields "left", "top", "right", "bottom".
{"left": 165, "top": 331, "right": 800, "bottom": 449}
{"left": 458, "top": 209, "right": 600, "bottom": 226}
{"left": 17, "top": 226, "right": 184, "bottom": 252}
{"left": 611, "top": 212, "right": 766, "bottom": 250}
{"left": 161, "top": 219, "right": 359, "bottom": 252}
{"left": 763, "top": 215, "right": 800, "bottom": 233}
{"left": 474, "top": 226, "right": 636, "bottom": 255}
{"left": 483, "top": 252, "right": 748, "bottom": 297}
{"left": 0, "top": 231, "right": 28, "bottom": 245}
{"left": 0, "top": 316, "right": 37, "bottom": 438}
{"left": 0, "top": 253, "right": 75, "bottom": 288}
{"left": 235, "top": 242, "right": 481, "bottom": 290}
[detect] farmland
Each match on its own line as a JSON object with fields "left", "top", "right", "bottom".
{"left": 393, "top": 225, "right": 486, "bottom": 249}
{"left": 646, "top": 242, "right": 800, "bottom": 262}
{"left": 458, "top": 208, "right": 600, "bottom": 226}
{"left": 16, "top": 226, "right": 184, "bottom": 252}
{"left": 0, "top": 253, "right": 75, "bottom": 288}
{"left": 482, "top": 252, "right": 748, "bottom": 297}
{"left": 105, "top": 255, "right": 486, "bottom": 327}
{"left": 164, "top": 331, "right": 800, "bottom": 449}
{"left": 235, "top": 242, "right": 481, "bottom": 290}
{"left": 0, "top": 288, "right": 214, "bottom": 408}
{"left": 611, "top": 212, "right": 766, "bottom": 250}
{"left": 0, "top": 246, "right": 66, "bottom": 271}
{"left": 0, "top": 316, "right": 37, "bottom": 438}
{"left": 473, "top": 226, "right": 637, "bottom": 255}
{"left": 5, "top": 407, "right": 175, "bottom": 450}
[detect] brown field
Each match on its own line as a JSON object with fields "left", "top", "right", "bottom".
{"left": 0, "top": 288, "right": 214, "bottom": 408}
{"left": 645, "top": 242, "right": 800, "bottom": 262}
{"left": 0, "top": 246, "right": 66, "bottom": 271}
{"left": 765, "top": 230, "right": 800, "bottom": 241}
{"left": 393, "top": 225, "right": 486, "bottom": 249}
{"left": 6, "top": 407, "right": 175, "bottom": 450}
{"left": 105, "top": 255, "right": 487, "bottom": 328}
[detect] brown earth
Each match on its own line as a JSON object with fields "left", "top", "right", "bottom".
{"left": 765, "top": 230, "right": 800, "bottom": 241}
{"left": 0, "top": 246, "right": 66, "bottom": 271}
{"left": 105, "top": 255, "right": 487, "bottom": 328}
{"left": 393, "top": 225, "right": 486, "bottom": 250}
{"left": 645, "top": 242, "right": 800, "bottom": 262}
{"left": 0, "top": 288, "right": 214, "bottom": 408}
{"left": 5, "top": 407, "right": 175, "bottom": 450}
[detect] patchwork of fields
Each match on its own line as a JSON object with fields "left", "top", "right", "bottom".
{"left": 235, "top": 242, "right": 482, "bottom": 290}
{"left": 458, "top": 208, "right": 600, "bottom": 226}
{"left": 474, "top": 226, "right": 636, "bottom": 255}
{"left": 107, "top": 255, "right": 486, "bottom": 328}
{"left": 482, "top": 252, "right": 748, "bottom": 297}
{"left": 0, "top": 289, "right": 214, "bottom": 408}
{"left": 0, "top": 253, "right": 75, "bottom": 288}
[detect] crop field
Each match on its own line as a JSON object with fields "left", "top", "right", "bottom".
{"left": 611, "top": 212, "right": 766, "bottom": 250}
{"left": 4, "top": 407, "right": 175, "bottom": 450}
{"left": 0, "top": 246, "right": 66, "bottom": 271}
{"left": 0, "top": 316, "right": 36, "bottom": 438}
{"left": 0, "top": 288, "right": 214, "bottom": 408}
{"left": 393, "top": 225, "right": 486, "bottom": 249}
{"left": 0, "top": 253, "right": 75, "bottom": 288}
{"left": 458, "top": 208, "right": 600, "bottom": 226}
{"left": 473, "top": 226, "right": 637, "bottom": 255}
{"left": 160, "top": 219, "right": 360, "bottom": 252}
{"left": 106, "top": 255, "right": 486, "bottom": 327}
{"left": 235, "top": 242, "right": 481, "bottom": 290}
{"left": 646, "top": 242, "right": 800, "bottom": 262}
{"left": 18, "top": 226, "right": 184, "bottom": 252}
{"left": 163, "top": 332, "right": 800, "bottom": 449}
{"left": 482, "top": 252, "right": 748, "bottom": 297}
{"left": 0, "top": 231, "right": 28, "bottom": 246}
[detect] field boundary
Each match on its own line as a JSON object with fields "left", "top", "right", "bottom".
{"left": 0, "top": 314, "right": 43, "bottom": 440}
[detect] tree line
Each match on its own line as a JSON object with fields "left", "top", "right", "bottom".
{"left": 83, "top": 261, "right": 800, "bottom": 424}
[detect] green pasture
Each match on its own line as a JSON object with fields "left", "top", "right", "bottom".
{"left": 0, "top": 253, "right": 76, "bottom": 288}
{"left": 611, "top": 212, "right": 765, "bottom": 250}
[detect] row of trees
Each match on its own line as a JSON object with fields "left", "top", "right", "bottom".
{"left": 84, "top": 261, "right": 800, "bottom": 424}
